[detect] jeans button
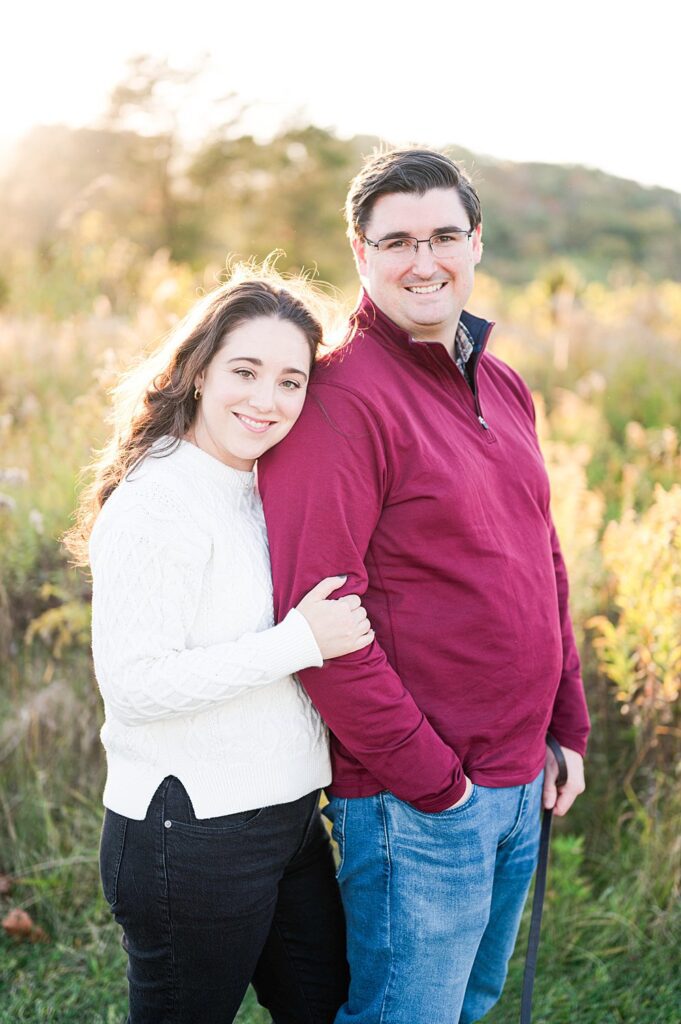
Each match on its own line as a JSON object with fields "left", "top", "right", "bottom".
{"left": 164, "top": 820, "right": 172, "bottom": 829}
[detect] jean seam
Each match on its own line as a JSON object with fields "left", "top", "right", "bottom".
{"left": 334, "top": 798, "right": 347, "bottom": 880}
{"left": 498, "top": 783, "right": 530, "bottom": 849}
{"left": 103, "top": 812, "right": 128, "bottom": 907}
{"left": 290, "top": 790, "right": 322, "bottom": 862}
{"left": 377, "top": 794, "right": 395, "bottom": 1024}
{"left": 269, "top": 919, "right": 315, "bottom": 1024}
{"left": 160, "top": 777, "right": 178, "bottom": 1018}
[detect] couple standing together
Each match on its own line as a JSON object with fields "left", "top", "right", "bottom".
{"left": 70, "top": 147, "right": 590, "bottom": 1024}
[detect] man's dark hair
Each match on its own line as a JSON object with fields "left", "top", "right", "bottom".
{"left": 345, "top": 147, "right": 482, "bottom": 240}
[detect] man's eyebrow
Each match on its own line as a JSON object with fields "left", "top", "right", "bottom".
{"left": 433, "top": 224, "right": 471, "bottom": 234}
{"left": 377, "top": 225, "right": 469, "bottom": 239}
{"left": 226, "top": 356, "right": 308, "bottom": 379}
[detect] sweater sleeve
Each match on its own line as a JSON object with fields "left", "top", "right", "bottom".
{"left": 258, "top": 384, "right": 467, "bottom": 812}
{"left": 89, "top": 502, "right": 322, "bottom": 727}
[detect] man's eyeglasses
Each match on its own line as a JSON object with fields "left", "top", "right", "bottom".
{"left": 363, "top": 229, "right": 474, "bottom": 260}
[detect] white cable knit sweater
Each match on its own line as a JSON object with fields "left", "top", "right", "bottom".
{"left": 89, "top": 437, "right": 330, "bottom": 820}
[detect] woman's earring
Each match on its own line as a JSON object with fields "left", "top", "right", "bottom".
{"left": 194, "top": 387, "right": 201, "bottom": 400}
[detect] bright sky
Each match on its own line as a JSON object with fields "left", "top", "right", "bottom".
{"left": 2, "top": 0, "right": 678, "bottom": 191}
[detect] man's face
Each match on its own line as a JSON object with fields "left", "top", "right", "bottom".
{"left": 352, "top": 187, "right": 482, "bottom": 349}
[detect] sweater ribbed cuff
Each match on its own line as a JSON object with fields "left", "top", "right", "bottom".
{"left": 255, "top": 607, "right": 323, "bottom": 677}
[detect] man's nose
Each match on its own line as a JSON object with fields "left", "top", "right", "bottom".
{"left": 411, "top": 240, "right": 438, "bottom": 276}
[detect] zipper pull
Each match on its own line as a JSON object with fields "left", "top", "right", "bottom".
{"left": 478, "top": 415, "right": 490, "bottom": 430}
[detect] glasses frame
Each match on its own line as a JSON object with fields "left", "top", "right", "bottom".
{"left": 363, "top": 228, "right": 475, "bottom": 257}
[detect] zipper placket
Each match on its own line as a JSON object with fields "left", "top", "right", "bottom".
{"left": 420, "top": 323, "right": 496, "bottom": 440}
{"left": 471, "top": 323, "right": 495, "bottom": 434}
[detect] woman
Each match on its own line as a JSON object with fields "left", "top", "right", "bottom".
{"left": 66, "top": 264, "right": 373, "bottom": 1024}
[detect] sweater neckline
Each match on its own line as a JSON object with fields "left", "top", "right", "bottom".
{"left": 158, "top": 436, "right": 255, "bottom": 491}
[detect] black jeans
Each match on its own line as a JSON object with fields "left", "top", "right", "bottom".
{"left": 100, "top": 778, "right": 348, "bottom": 1024}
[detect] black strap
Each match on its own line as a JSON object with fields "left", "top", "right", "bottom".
{"left": 520, "top": 736, "right": 568, "bottom": 1024}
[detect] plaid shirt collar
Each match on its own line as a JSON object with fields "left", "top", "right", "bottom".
{"left": 454, "top": 319, "right": 475, "bottom": 380}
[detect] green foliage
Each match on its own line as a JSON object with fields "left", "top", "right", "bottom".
{"left": 0, "top": 937, "right": 266, "bottom": 1023}
{"left": 475, "top": 158, "right": 681, "bottom": 283}
{"left": 25, "top": 585, "right": 91, "bottom": 660}
{"left": 1, "top": 66, "right": 679, "bottom": 1013}
{"left": 487, "top": 830, "right": 681, "bottom": 1024}
{"left": 589, "top": 486, "right": 681, "bottom": 790}
{"left": 1, "top": 60, "right": 679, "bottom": 314}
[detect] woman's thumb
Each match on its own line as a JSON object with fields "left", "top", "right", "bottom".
{"left": 307, "top": 575, "right": 348, "bottom": 601}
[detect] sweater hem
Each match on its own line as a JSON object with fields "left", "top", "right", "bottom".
{"left": 103, "top": 746, "right": 331, "bottom": 820}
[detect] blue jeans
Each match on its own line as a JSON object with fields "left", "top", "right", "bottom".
{"left": 324, "top": 774, "right": 543, "bottom": 1024}
{"left": 101, "top": 778, "right": 348, "bottom": 1023}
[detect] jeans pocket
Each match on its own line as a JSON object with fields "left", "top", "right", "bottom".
{"left": 165, "top": 807, "right": 264, "bottom": 836}
{"left": 391, "top": 783, "right": 478, "bottom": 821}
{"left": 439, "top": 781, "right": 477, "bottom": 815}
{"left": 324, "top": 798, "right": 347, "bottom": 880}
{"left": 99, "top": 809, "right": 128, "bottom": 907}
{"left": 163, "top": 777, "right": 263, "bottom": 835}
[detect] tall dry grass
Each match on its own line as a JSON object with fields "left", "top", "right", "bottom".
{"left": 1, "top": 266, "right": 680, "bottom": 1021}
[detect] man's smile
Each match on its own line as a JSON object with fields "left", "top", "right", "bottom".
{"left": 404, "top": 282, "right": 448, "bottom": 294}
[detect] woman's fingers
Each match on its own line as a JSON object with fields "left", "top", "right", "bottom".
{"left": 352, "top": 628, "right": 375, "bottom": 651}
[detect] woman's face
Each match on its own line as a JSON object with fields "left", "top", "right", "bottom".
{"left": 190, "top": 316, "right": 312, "bottom": 471}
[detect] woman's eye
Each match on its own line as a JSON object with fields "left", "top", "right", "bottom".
{"left": 234, "top": 368, "right": 255, "bottom": 379}
{"left": 281, "top": 379, "right": 302, "bottom": 390}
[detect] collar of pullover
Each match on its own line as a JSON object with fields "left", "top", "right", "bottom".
{"left": 353, "top": 290, "right": 494, "bottom": 361}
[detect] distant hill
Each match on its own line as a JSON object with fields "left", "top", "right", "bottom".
{"left": 1, "top": 124, "right": 679, "bottom": 312}
{"left": 444, "top": 145, "right": 681, "bottom": 283}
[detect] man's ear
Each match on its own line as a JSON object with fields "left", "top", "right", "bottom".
{"left": 471, "top": 223, "right": 483, "bottom": 267}
{"left": 352, "top": 235, "right": 369, "bottom": 276}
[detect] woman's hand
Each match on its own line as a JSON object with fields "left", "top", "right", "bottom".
{"left": 296, "top": 576, "right": 374, "bottom": 660}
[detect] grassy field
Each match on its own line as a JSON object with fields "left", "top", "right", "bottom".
{"left": 1, "top": 275, "right": 680, "bottom": 1022}
{"left": 1, "top": 828, "right": 679, "bottom": 1023}
{"left": 1, "top": 684, "right": 678, "bottom": 1024}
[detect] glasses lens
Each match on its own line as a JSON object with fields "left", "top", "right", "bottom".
{"left": 376, "top": 237, "right": 416, "bottom": 257}
{"left": 431, "top": 233, "right": 467, "bottom": 256}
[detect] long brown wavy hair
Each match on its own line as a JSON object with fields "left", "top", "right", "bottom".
{"left": 64, "top": 261, "right": 326, "bottom": 567}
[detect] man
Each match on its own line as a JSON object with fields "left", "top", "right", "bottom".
{"left": 258, "top": 148, "right": 589, "bottom": 1024}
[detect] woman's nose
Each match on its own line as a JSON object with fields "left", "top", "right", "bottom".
{"left": 248, "top": 383, "right": 276, "bottom": 412}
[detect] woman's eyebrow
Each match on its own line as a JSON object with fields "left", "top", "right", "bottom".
{"left": 226, "top": 356, "right": 308, "bottom": 379}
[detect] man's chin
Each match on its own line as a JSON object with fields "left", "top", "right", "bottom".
{"left": 403, "top": 299, "right": 454, "bottom": 325}
{"left": 407, "top": 313, "right": 449, "bottom": 329}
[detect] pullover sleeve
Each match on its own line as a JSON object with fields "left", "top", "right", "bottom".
{"left": 89, "top": 501, "right": 322, "bottom": 727}
{"left": 258, "top": 384, "right": 467, "bottom": 812}
{"left": 546, "top": 517, "right": 591, "bottom": 755}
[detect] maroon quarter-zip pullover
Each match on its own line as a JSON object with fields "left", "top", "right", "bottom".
{"left": 258, "top": 293, "right": 590, "bottom": 813}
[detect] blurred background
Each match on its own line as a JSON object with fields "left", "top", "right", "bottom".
{"left": 0, "top": 3, "right": 679, "bottom": 1022}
